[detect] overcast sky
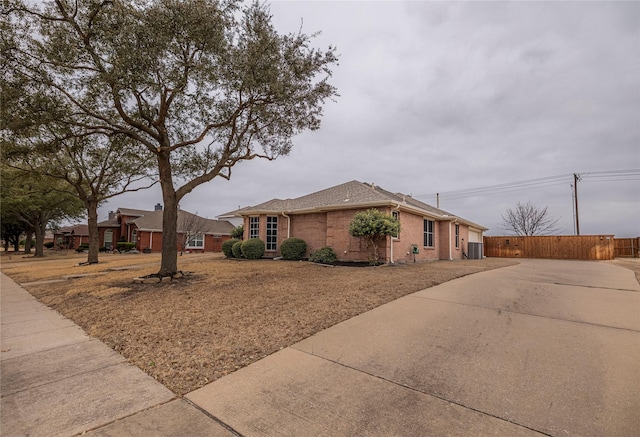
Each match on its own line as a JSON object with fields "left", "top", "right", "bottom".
{"left": 101, "top": 0, "right": 640, "bottom": 237}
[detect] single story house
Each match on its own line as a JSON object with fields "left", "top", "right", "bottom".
{"left": 222, "top": 180, "right": 488, "bottom": 263}
{"left": 98, "top": 204, "right": 234, "bottom": 252}
{"left": 54, "top": 224, "right": 89, "bottom": 249}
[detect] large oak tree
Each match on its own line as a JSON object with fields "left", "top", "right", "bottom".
{"left": 1, "top": 165, "right": 85, "bottom": 257}
{"left": 2, "top": 0, "right": 338, "bottom": 276}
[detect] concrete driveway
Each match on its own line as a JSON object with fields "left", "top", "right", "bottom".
{"left": 188, "top": 259, "right": 640, "bottom": 436}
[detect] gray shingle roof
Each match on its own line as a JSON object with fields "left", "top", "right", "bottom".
{"left": 98, "top": 208, "right": 234, "bottom": 235}
{"left": 238, "top": 180, "right": 487, "bottom": 230}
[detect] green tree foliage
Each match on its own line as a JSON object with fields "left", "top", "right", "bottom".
{"left": 0, "top": 166, "right": 85, "bottom": 256}
{"left": 349, "top": 209, "right": 400, "bottom": 265}
{"left": 2, "top": 0, "right": 338, "bottom": 276}
{"left": 231, "top": 225, "right": 244, "bottom": 240}
{"left": 1, "top": 213, "right": 25, "bottom": 252}
{"left": 1, "top": 129, "right": 156, "bottom": 264}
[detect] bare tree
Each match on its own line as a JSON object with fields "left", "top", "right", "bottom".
{"left": 501, "top": 202, "right": 561, "bottom": 236}
{"left": 178, "top": 211, "right": 209, "bottom": 256}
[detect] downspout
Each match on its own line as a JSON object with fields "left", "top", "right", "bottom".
{"left": 448, "top": 221, "right": 453, "bottom": 261}
{"left": 282, "top": 212, "right": 291, "bottom": 238}
{"left": 150, "top": 231, "right": 153, "bottom": 252}
{"left": 390, "top": 203, "right": 401, "bottom": 264}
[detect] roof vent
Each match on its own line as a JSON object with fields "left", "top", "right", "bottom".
{"left": 154, "top": 203, "right": 163, "bottom": 211}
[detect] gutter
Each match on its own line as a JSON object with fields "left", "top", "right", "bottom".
{"left": 282, "top": 212, "right": 291, "bottom": 239}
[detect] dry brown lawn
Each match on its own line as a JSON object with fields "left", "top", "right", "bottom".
{"left": 2, "top": 251, "right": 636, "bottom": 395}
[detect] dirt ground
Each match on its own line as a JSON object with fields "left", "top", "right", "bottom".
{"left": 1, "top": 252, "right": 637, "bottom": 395}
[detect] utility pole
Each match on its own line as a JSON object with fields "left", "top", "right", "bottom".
{"left": 573, "top": 173, "right": 581, "bottom": 235}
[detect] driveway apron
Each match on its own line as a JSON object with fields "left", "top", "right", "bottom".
{"left": 188, "top": 259, "right": 640, "bottom": 436}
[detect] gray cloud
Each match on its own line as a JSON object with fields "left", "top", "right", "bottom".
{"left": 100, "top": 1, "right": 640, "bottom": 237}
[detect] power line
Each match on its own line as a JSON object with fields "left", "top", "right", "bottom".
{"left": 417, "top": 169, "right": 640, "bottom": 202}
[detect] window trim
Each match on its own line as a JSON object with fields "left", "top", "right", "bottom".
{"left": 423, "top": 219, "right": 434, "bottom": 247}
{"left": 266, "top": 216, "right": 278, "bottom": 251}
{"left": 391, "top": 211, "right": 400, "bottom": 240}
{"left": 455, "top": 224, "right": 460, "bottom": 248}
{"left": 104, "top": 229, "right": 113, "bottom": 249}
{"left": 186, "top": 233, "right": 205, "bottom": 248}
{"left": 249, "top": 216, "right": 260, "bottom": 239}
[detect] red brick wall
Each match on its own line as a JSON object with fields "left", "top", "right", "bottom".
{"left": 289, "top": 213, "right": 327, "bottom": 255}
{"left": 241, "top": 209, "right": 474, "bottom": 263}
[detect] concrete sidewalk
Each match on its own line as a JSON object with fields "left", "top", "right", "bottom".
{"left": 0, "top": 273, "right": 234, "bottom": 437}
{"left": 2, "top": 260, "right": 639, "bottom": 436}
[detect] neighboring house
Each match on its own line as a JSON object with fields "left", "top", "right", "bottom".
{"left": 224, "top": 180, "right": 488, "bottom": 263}
{"left": 98, "top": 204, "right": 234, "bottom": 252}
{"left": 54, "top": 224, "right": 89, "bottom": 249}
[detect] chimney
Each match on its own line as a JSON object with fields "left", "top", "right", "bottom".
{"left": 155, "top": 203, "right": 163, "bottom": 211}
{"left": 108, "top": 211, "right": 115, "bottom": 220}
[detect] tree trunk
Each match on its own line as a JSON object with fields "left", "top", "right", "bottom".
{"left": 24, "top": 230, "right": 33, "bottom": 254}
{"left": 33, "top": 221, "right": 45, "bottom": 257}
{"left": 86, "top": 200, "right": 100, "bottom": 264}
{"left": 157, "top": 152, "right": 179, "bottom": 276}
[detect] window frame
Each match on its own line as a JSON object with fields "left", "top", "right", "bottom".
{"left": 391, "top": 211, "right": 400, "bottom": 239}
{"left": 266, "top": 216, "right": 278, "bottom": 251}
{"left": 423, "top": 219, "right": 434, "bottom": 247}
{"left": 249, "top": 216, "right": 260, "bottom": 239}
{"left": 186, "top": 233, "right": 205, "bottom": 248}
{"left": 104, "top": 229, "right": 113, "bottom": 249}
{"left": 455, "top": 224, "right": 460, "bottom": 248}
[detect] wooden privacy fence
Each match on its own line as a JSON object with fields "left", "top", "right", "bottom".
{"left": 483, "top": 235, "right": 615, "bottom": 261}
{"left": 614, "top": 237, "right": 640, "bottom": 258}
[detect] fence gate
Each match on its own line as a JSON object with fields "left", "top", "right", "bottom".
{"left": 614, "top": 237, "right": 640, "bottom": 258}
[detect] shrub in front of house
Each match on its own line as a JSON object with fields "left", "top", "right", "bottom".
{"left": 44, "top": 242, "right": 55, "bottom": 249}
{"left": 116, "top": 242, "right": 136, "bottom": 252}
{"left": 76, "top": 243, "right": 90, "bottom": 252}
{"left": 280, "top": 237, "right": 307, "bottom": 260}
{"left": 309, "top": 246, "right": 337, "bottom": 264}
{"left": 232, "top": 240, "right": 244, "bottom": 258}
{"left": 222, "top": 238, "right": 240, "bottom": 258}
{"left": 241, "top": 238, "right": 265, "bottom": 260}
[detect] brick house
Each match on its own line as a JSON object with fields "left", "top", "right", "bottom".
{"left": 98, "top": 204, "right": 234, "bottom": 252}
{"left": 54, "top": 224, "right": 89, "bottom": 249}
{"left": 225, "top": 180, "right": 487, "bottom": 263}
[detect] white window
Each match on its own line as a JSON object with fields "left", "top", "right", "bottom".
{"left": 266, "top": 216, "right": 278, "bottom": 251}
{"left": 423, "top": 219, "right": 434, "bottom": 247}
{"left": 104, "top": 230, "right": 113, "bottom": 249}
{"left": 187, "top": 234, "right": 204, "bottom": 248}
{"left": 249, "top": 217, "right": 260, "bottom": 239}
